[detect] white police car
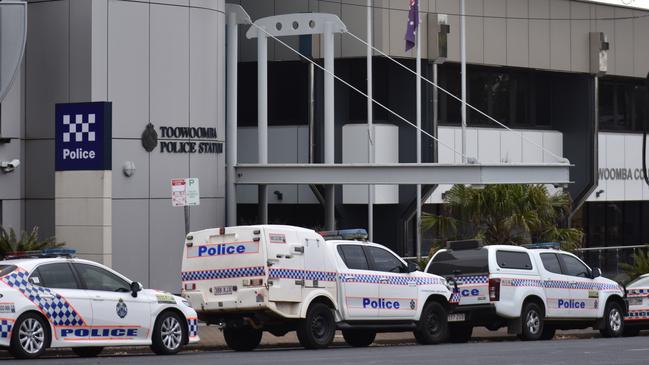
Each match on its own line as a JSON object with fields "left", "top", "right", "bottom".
{"left": 0, "top": 249, "right": 199, "bottom": 359}
{"left": 623, "top": 273, "right": 649, "bottom": 336}
{"left": 181, "top": 225, "right": 456, "bottom": 351}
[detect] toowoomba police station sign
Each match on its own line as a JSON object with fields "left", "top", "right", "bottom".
{"left": 141, "top": 123, "right": 223, "bottom": 154}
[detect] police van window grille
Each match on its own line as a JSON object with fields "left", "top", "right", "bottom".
{"left": 540, "top": 253, "right": 562, "bottom": 275}
{"left": 337, "top": 245, "right": 369, "bottom": 270}
{"left": 496, "top": 251, "right": 533, "bottom": 270}
{"left": 560, "top": 255, "right": 590, "bottom": 278}
{"left": 35, "top": 263, "right": 79, "bottom": 289}
{"left": 366, "top": 247, "right": 404, "bottom": 273}
{"left": 427, "top": 249, "right": 489, "bottom": 276}
{"left": 75, "top": 264, "right": 130, "bottom": 292}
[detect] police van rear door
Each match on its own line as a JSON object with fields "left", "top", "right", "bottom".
{"left": 182, "top": 227, "right": 267, "bottom": 309}
{"left": 427, "top": 249, "right": 490, "bottom": 307}
{"left": 265, "top": 227, "right": 305, "bottom": 302}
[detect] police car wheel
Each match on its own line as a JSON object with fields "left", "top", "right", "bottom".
{"left": 223, "top": 327, "right": 262, "bottom": 351}
{"left": 72, "top": 346, "right": 104, "bottom": 357}
{"left": 342, "top": 329, "right": 376, "bottom": 347}
{"left": 519, "top": 302, "right": 544, "bottom": 341}
{"left": 599, "top": 302, "right": 624, "bottom": 338}
{"left": 151, "top": 312, "right": 186, "bottom": 355}
{"left": 414, "top": 301, "right": 448, "bottom": 345}
{"left": 447, "top": 324, "right": 472, "bottom": 343}
{"left": 9, "top": 312, "right": 50, "bottom": 359}
{"left": 296, "top": 303, "right": 335, "bottom": 349}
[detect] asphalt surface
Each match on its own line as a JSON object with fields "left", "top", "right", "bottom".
{"left": 2, "top": 336, "right": 648, "bottom": 365}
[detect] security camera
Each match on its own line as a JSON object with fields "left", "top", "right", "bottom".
{"left": 0, "top": 159, "right": 20, "bottom": 173}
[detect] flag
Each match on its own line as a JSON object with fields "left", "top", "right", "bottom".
{"left": 404, "top": 0, "right": 419, "bottom": 52}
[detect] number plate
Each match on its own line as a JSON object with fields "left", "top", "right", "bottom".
{"left": 628, "top": 297, "right": 643, "bottom": 306}
{"left": 448, "top": 313, "right": 466, "bottom": 322}
{"left": 213, "top": 286, "right": 233, "bottom": 295}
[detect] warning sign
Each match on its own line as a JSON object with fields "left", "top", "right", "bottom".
{"left": 171, "top": 178, "right": 200, "bottom": 207}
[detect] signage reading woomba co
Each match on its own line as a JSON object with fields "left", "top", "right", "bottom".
{"left": 55, "top": 102, "right": 112, "bottom": 171}
{"left": 141, "top": 124, "right": 223, "bottom": 154}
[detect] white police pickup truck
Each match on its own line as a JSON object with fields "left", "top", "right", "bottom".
{"left": 623, "top": 273, "right": 649, "bottom": 336}
{"left": 181, "top": 225, "right": 456, "bottom": 350}
{"left": 0, "top": 249, "right": 199, "bottom": 359}
{"left": 425, "top": 241, "right": 626, "bottom": 342}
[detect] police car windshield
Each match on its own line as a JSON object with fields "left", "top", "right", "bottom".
{"left": 627, "top": 275, "right": 649, "bottom": 288}
{"left": 428, "top": 249, "right": 488, "bottom": 276}
{"left": 0, "top": 265, "right": 16, "bottom": 277}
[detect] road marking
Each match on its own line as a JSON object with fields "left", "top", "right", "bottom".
{"left": 628, "top": 348, "right": 649, "bottom": 352}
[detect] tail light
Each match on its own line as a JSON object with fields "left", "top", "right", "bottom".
{"left": 184, "top": 283, "right": 196, "bottom": 291}
{"left": 489, "top": 278, "right": 501, "bottom": 301}
{"left": 243, "top": 278, "right": 264, "bottom": 287}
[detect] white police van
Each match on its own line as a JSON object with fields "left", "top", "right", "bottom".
{"left": 0, "top": 249, "right": 199, "bottom": 359}
{"left": 181, "top": 225, "right": 455, "bottom": 350}
{"left": 425, "top": 241, "right": 626, "bottom": 342}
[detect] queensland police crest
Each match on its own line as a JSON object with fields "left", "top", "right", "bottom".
{"left": 116, "top": 299, "right": 128, "bottom": 318}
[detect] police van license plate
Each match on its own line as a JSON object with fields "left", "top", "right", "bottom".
{"left": 213, "top": 286, "right": 233, "bottom": 295}
{"left": 448, "top": 313, "right": 466, "bottom": 322}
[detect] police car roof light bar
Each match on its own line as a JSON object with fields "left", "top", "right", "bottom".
{"left": 2, "top": 248, "right": 77, "bottom": 260}
{"left": 522, "top": 242, "right": 561, "bottom": 250}
{"left": 320, "top": 228, "right": 368, "bottom": 241}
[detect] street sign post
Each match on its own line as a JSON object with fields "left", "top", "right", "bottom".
{"left": 171, "top": 178, "right": 200, "bottom": 234}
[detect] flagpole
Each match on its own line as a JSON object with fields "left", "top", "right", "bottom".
{"left": 367, "top": 0, "right": 374, "bottom": 242}
{"left": 415, "top": 8, "right": 422, "bottom": 261}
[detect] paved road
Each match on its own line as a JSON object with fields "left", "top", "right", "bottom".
{"left": 3, "top": 336, "right": 648, "bottom": 365}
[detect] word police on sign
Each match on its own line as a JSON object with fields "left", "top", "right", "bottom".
{"left": 55, "top": 102, "right": 112, "bottom": 171}
{"left": 171, "top": 178, "right": 200, "bottom": 207}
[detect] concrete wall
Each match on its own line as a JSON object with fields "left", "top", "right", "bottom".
{"left": 230, "top": 0, "right": 649, "bottom": 78}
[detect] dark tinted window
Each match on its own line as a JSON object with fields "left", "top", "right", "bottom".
{"left": 74, "top": 264, "right": 130, "bottom": 292}
{"left": 560, "top": 254, "right": 590, "bottom": 278}
{"left": 33, "top": 263, "right": 79, "bottom": 289}
{"left": 540, "top": 253, "right": 562, "bottom": 274}
{"left": 496, "top": 251, "right": 533, "bottom": 270}
{"left": 337, "top": 245, "right": 369, "bottom": 270}
{"left": 428, "top": 249, "right": 489, "bottom": 276}
{"left": 366, "top": 247, "right": 404, "bottom": 273}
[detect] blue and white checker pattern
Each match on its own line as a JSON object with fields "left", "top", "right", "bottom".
{"left": 1, "top": 270, "right": 85, "bottom": 326}
{"left": 628, "top": 288, "right": 649, "bottom": 297}
{"left": 626, "top": 310, "right": 649, "bottom": 320}
{"left": 187, "top": 318, "right": 198, "bottom": 338}
{"left": 181, "top": 266, "right": 265, "bottom": 282}
{"left": 268, "top": 268, "right": 337, "bottom": 282}
{"left": 0, "top": 319, "right": 12, "bottom": 338}
{"left": 456, "top": 275, "right": 489, "bottom": 285}
{"left": 62, "top": 113, "right": 96, "bottom": 143}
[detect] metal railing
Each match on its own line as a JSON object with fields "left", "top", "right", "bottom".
{"left": 576, "top": 244, "right": 649, "bottom": 282}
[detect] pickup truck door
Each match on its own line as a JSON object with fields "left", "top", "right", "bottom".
{"left": 337, "top": 244, "right": 380, "bottom": 319}
{"left": 538, "top": 253, "right": 573, "bottom": 318}
{"left": 558, "top": 254, "right": 599, "bottom": 319}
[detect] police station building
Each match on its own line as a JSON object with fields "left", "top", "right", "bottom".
{"left": 0, "top": 0, "right": 648, "bottom": 292}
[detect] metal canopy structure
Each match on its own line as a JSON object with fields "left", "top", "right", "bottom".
{"left": 234, "top": 163, "right": 572, "bottom": 186}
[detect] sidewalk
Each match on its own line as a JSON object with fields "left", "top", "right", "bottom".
{"left": 188, "top": 325, "right": 603, "bottom": 350}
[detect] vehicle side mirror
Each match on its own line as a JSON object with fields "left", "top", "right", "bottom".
{"left": 591, "top": 268, "right": 602, "bottom": 279}
{"left": 131, "top": 281, "right": 143, "bottom": 298}
{"left": 407, "top": 261, "right": 419, "bottom": 273}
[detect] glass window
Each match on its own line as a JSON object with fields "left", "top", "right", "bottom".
{"left": 74, "top": 264, "right": 130, "bottom": 292}
{"left": 560, "top": 254, "right": 591, "bottom": 278}
{"left": 496, "top": 251, "right": 533, "bottom": 270}
{"left": 540, "top": 253, "right": 562, "bottom": 274}
{"left": 337, "top": 245, "right": 369, "bottom": 270}
{"left": 366, "top": 247, "right": 405, "bottom": 273}
{"left": 428, "top": 249, "right": 489, "bottom": 276}
{"left": 33, "top": 263, "right": 79, "bottom": 289}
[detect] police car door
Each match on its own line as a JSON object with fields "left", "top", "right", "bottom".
{"left": 27, "top": 263, "right": 93, "bottom": 342}
{"left": 558, "top": 254, "right": 598, "bottom": 318}
{"left": 365, "top": 246, "right": 418, "bottom": 319}
{"left": 538, "top": 253, "right": 573, "bottom": 318}
{"left": 72, "top": 263, "right": 151, "bottom": 343}
{"left": 337, "top": 244, "right": 379, "bottom": 319}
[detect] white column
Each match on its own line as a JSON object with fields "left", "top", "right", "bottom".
{"left": 460, "top": 0, "right": 467, "bottom": 163}
{"left": 226, "top": 11, "right": 238, "bottom": 226}
{"left": 324, "top": 22, "right": 335, "bottom": 230}
{"left": 367, "top": 0, "right": 374, "bottom": 241}
{"left": 258, "top": 34, "right": 268, "bottom": 223}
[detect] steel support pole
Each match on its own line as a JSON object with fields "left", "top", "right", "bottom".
{"left": 433, "top": 63, "right": 438, "bottom": 162}
{"left": 367, "top": 0, "right": 374, "bottom": 241}
{"left": 324, "top": 23, "right": 335, "bottom": 230}
{"left": 416, "top": 17, "right": 422, "bottom": 260}
{"left": 460, "top": 0, "right": 467, "bottom": 163}
{"left": 226, "top": 11, "right": 238, "bottom": 226}
{"left": 258, "top": 34, "right": 269, "bottom": 223}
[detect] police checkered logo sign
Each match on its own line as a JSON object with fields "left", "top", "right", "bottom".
{"left": 62, "top": 113, "right": 96, "bottom": 143}
{"left": 0, "top": 319, "right": 13, "bottom": 338}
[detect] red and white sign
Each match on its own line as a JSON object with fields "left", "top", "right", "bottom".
{"left": 171, "top": 178, "right": 200, "bottom": 207}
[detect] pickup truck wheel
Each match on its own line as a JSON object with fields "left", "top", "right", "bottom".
{"left": 519, "top": 302, "right": 544, "bottom": 341}
{"left": 342, "top": 329, "right": 376, "bottom": 347}
{"left": 599, "top": 301, "right": 624, "bottom": 338}
{"left": 448, "top": 324, "right": 472, "bottom": 343}
{"left": 296, "top": 303, "right": 335, "bottom": 349}
{"left": 414, "top": 301, "right": 448, "bottom": 345}
{"left": 223, "top": 327, "right": 263, "bottom": 351}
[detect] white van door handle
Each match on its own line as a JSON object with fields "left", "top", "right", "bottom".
{"left": 379, "top": 277, "right": 389, "bottom": 283}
